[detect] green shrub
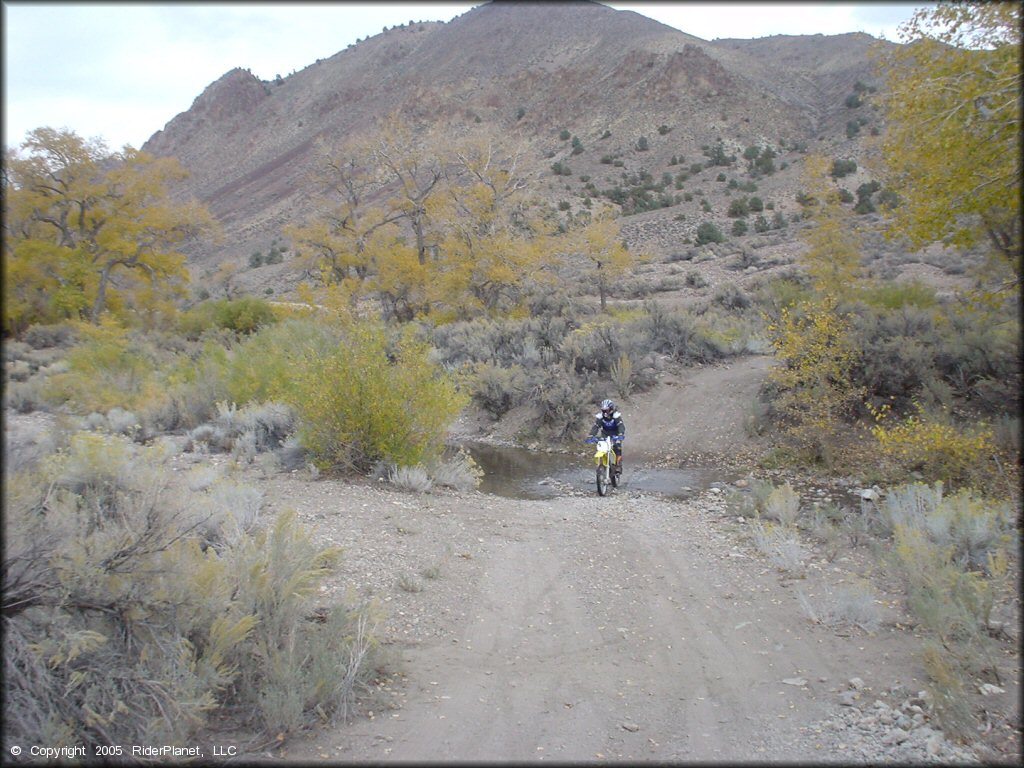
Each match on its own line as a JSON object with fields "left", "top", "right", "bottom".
{"left": 695, "top": 221, "right": 724, "bottom": 245}
{"left": 861, "top": 281, "right": 937, "bottom": 310}
{"left": 703, "top": 142, "right": 735, "bottom": 167}
{"left": 226, "top": 319, "right": 340, "bottom": 405}
{"left": 209, "top": 299, "right": 278, "bottom": 335}
{"left": 283, "top": 322, "right": 467, "bottom": 471}
{"left": 178, "top": 297, "right": 277, "bottom": 338}
{"left": 831, "top": 158, "right": 858, "bottom": 178}
{"left": 41, "top": 320, "right": 166, "bottom": 415}
{"left": 727, "top": 197, "right": 750, "bottom": 218}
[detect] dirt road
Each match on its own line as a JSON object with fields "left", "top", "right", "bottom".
{"left": 248, "top": 356, "right": 1006, "bottom": 763}
{"left": 263, "top": 472, "right": 990, "bottom": 763}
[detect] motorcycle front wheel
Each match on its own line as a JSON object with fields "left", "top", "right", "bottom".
{"left": 596, "top": 462, "right": 610, "bottom": 496}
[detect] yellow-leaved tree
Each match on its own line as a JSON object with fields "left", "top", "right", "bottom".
{"left": 767, "top": 295, "right": 865, "bottom": 465}
{"left": 766, "top": 154, "right": 865, "bottom": 464}
{"left": 875, "top": 2, "right": 1021, "bottom": 288}
{"left": 3, "top": 128, "right": 218, "bottom": 333}
{"left": 433, "top": 135, "right": 560, "bottom": 319}
{"left": 558, "top": 212, "right": 638, "bottom": 312}
{"left": 284, "top": 119, "right": 440, "bottom": 321}
{"left": 287, "top": 121, "right": 562, "bottom": 322}
{"left": 284, "top": 139, "right": 407, "bottom": 316}
{"left": 361, "top": 113, "right": 447, "bottom": 268}
{"left": 800, "top": 154, "right": 864, "bottom": 296}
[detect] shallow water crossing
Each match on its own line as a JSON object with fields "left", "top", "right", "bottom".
{"left": 460, "top": 442, "right": 722, "bottom": 500}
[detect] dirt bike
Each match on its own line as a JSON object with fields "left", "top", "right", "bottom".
{"left": 588, "top": 435, "right": 621, "bottom": 496}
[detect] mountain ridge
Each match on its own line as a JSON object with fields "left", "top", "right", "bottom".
{"left": 140, "top": 1, "right": 894, "bottom": 293}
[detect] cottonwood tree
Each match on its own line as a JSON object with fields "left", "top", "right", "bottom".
{"left": 283, "top": 139, "right": 421, "bottom": 318}
{"left": 434, "top": 135, "right": 559, "bottom": 318}
{"left": 800, "top": 153, "right": 864, "bottom": 297}
{"left": 285, "top": 119, "right": 442, "bottom": 320}
{"left": 288, "top": 123, "right": 562, "bottom": 321}
{"left": 875, "top": 2, "right": 1021, "bottom": 286}
{"left": 3, "top": 128, "right": 217, "bottom": 333}
{"left": 360, "top": 114, "right": 447, "bottom": 267}
{"left": 765, "top": 154, "right": 866, "bottom": 464}
{"left": 558, "top": 212, "right": 637, "bottom": 312}
{"left": 285, "top": 145, "right": 383, "bottom": 286}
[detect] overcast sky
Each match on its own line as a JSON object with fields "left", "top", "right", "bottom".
{"left": 2, "top": 2, "right": 925, "bottom": 153}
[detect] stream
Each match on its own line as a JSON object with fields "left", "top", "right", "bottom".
{"left": 459, "top": 441, "right": 725, "bottom": 500}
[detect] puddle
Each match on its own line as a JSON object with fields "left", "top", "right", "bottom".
{"left": 458, "top": 442, "right": 721, "bottom": 500}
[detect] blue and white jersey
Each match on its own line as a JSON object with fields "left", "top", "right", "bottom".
{"left": 592, "top": 411, "right": 624, "bottom": 438}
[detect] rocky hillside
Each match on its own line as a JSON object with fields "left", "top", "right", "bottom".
{"left": 141, "top": 0, "right": 896, "bottom": 295}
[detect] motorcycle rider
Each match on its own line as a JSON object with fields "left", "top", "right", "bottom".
{"left": 587, "top": 398, "right": 625, "bottom": 476}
